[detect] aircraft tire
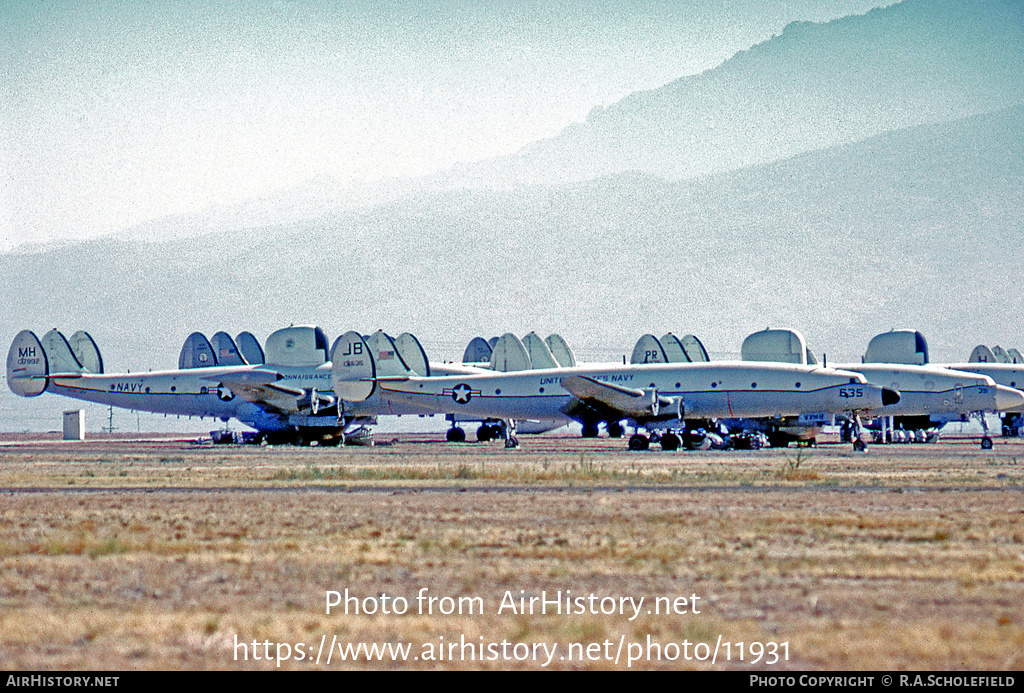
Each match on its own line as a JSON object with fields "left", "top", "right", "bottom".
{"left": 606, "top": 421, "right": 624, "bottom": 438}
{"left": 853, "top": 439, "right": 867, "bottom": 452}
{"left": 581, "top": 422, "right": 600, "bottom": 438}
{"left": 446, "top": 427, "right": 466, "bottom": 443}
{"left": 981, "top": 436, "right": 993, "bottom": 450}
{"left": 660, "top": 433, "right": 680, "bottom": 451}
{"left": 628, "top": 434, "right": 649, "bottom": 451}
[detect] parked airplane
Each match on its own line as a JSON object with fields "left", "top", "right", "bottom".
{"left": 741, "top": 329, "right": 1024, "bottom": 449}
{"left": 868, "top": 331, "right": 1024, "bottom": 442}
{"left": 6, "top": 326, "right": 465, "bottom": 445}
{"left": 446, "top": 332, "right": 578, "bottom": 442}
{"left": 331, "top": 336, "right": 900, "bottom": 451}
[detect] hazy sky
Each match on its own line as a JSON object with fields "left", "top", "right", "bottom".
{"left": 2, "top": 0, "right": 888, "bottom": 250}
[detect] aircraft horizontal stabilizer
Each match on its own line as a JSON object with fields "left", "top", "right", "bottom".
{"left": 560, "top": 375, "right": 674, "bottom": 418}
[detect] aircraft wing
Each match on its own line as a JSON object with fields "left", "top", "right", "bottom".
{"left": 560, "top": 375, "right": 675, "bottom": 419}
{"left": 209, "top": 370, "right": 308, "bottom": 415}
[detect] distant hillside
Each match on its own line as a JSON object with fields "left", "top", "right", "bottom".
{"left": 4, "top": 103, "right": 1022, "bottom": 366}
{"left": 427, "top": 0, "right": 1024, "bottom": 189}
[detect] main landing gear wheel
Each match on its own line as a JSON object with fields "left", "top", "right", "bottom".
{"left": 659, "top": 433, "right": 680, "bottom": 451}
{"left": 628, "top": 434, "right": 650, "bottom": 451}
{"left": 853, "top": 439, "right": 867, "bottom": 452}
{"left": 446, "top": 427, "right": 466, "bottom": 442}
{"left": 477, "top": 424, "right": 500, "bottom": 442}
{"left": 606, "top": 421, "right": 624, "bottom": 438}
{"left": 981, "top": 436, "right": 994, "bottom": 450}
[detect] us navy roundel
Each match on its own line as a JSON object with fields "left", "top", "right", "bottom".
{"left": 445, "top": 383, "right": 480, "bottom": 404}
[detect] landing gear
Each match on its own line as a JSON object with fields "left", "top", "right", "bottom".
{"left": 606, "top": 421, "right": 624, "bottom": 438}
{"left": 581, "top": 422, "right": 600, "bottom": 438}
{"left": 477, "top": 423, "right": 501, "bottom": 442}
{"left": 659, "top": 432, "right": 680, "bottom": 451}
{"left": 500, "top": 419, "right": 519, "bottom": 449}
{"left": 628, "top": 433, "right": 650, "bottom": 451}
{"left": 981, "top": 436, "right": 994, "bottom": 450}
{"left": 446, "top": 426, "right": 466, "bottom": 443}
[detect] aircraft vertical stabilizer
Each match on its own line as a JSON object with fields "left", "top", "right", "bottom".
{"left": 631, "top": 335, "right": 667, "bottom": 364}
{"left": 545, "top": 334, "right": 576, "bottom": 367}
{"left": 331, "top": 331, "right": 375, "bottom": 402}
{"left": 522, "top": 332, "right": 558, "bottom": 369}
{"left": 7, "top": 330, "right": 49, "bottom": 397}
{"left": 364, "top": 331, "right": 414, "bottom": 377}
{"left": 490, "top": 334, "right": 531, "bottom": 372}
{"left": 660, "top": 334, "right": 689, "bottom": 363}
{"left": 41, "top": 329, "right": 85, "bottom": 374}
{"left": 68, "top": 331, "right": 103, "bottom": 373}
{"left": 236, "top": 332, "right": 265, "bottom": 365}
{"left": 265, "top": 326, "right": 329, "bottom": 367}
{"left": 179, "top": 333, "right": 218, "bottom": 369}
{"left": 395, "top": 333, "right": 430, "bottom": 376}
{"left": 680, "top": 334, "right": 710, "bottom": 363}
{"left": 212, "top": 332, "right": 246, "bottom": 366}
{"left": 463, "top": 337, "right": 493, "bottom": 365}
{"left": 969, "top": 345, "right": 996, "bottom": 363}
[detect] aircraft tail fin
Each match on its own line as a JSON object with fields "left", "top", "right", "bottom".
{"left": 463, "top": 337, "right": 493, "bottom": 365}
{"left": 179, "top": 332, "right": 218, "bottom": 369}
{"left": 68, "top": 331, "right": 103, "bottom": 373}
{"left": 680, "top": 334, "right": 710, "bottom": 362}
{"left": 660, "top": 333, "right": 688, "bottom": 363}
{"left": 394, "top": 333, "right": 430, "bottom": 376}
{"left": 212, "top": 332, "right": 246, "bottom": 366}
{"left": 969, "top": 345, "right": 995, "bottom": 363}
{"left": 522, "top": 332, "right": 558, "bottom": 369}
{"left": 7, "top": 330, "right": 49, "bottom": 397}
{"left": 631, "top": 334, "right": 668, "bottom": 364}
{"left": 364, "top": 330, "right": 415, "bottom": 377}
{"left": 236, "top": 332, "right": 265, "bottom": 365}
{"left": 545, "top": 334, "right": 576, "bottom": 367}
{"left": 490, "top": 333, "right": 531, "bottom": 372}
{"left": 331, "top": 331, "right": 376, "bottom": 402}
{"left": 41, "top": 329, "right": 86, "bottom": 375}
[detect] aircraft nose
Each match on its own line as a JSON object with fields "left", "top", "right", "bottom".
{"left": 995, "top": 385, "right": 1024, "bottom": 412}
{"left": 882, "top": 387, "right": 901, "bottom": 406}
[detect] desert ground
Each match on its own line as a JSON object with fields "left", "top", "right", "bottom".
{"left": 0, "top": 431, "right": 1022, "bottom": 670}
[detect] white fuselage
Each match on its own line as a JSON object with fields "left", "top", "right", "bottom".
{"left": 45, "top": 363, "right": 424, "bottom": 433}
{"left": 373, "top": 361, "right": 894, "bottom": 423}
{"left": 835, "top": 363, "right": 1024, "bottom": 417}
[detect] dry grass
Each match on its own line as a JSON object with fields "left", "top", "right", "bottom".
{"left": 0, "top": 434, "right": 1022, "bottom": 669}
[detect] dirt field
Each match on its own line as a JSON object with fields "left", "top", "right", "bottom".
{"left": 1, "top": 432, "right": 1022, "bottom": 670}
